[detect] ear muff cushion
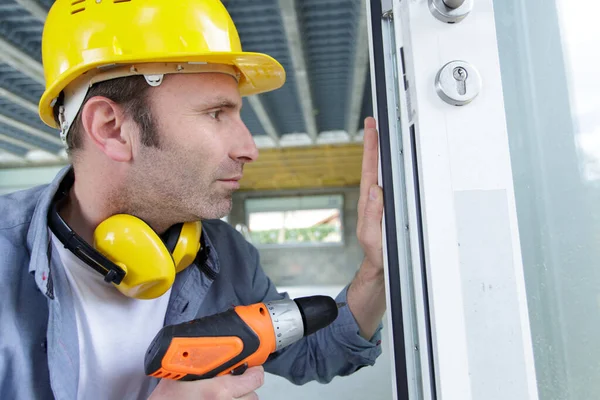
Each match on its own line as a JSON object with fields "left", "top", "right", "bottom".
{"left": 93, "top": 214, "right": 176, "bottom": 299}
{"left": 172, "top": 221, "right": 202, "bottom": 273}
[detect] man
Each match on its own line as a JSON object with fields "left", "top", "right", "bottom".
{"left": 0, "top": 0, "right": 387, "bottom": 399}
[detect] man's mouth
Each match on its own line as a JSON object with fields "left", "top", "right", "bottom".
{"left": 217, "top": 175, "right": 242, "bottom": 189}
{"left": 218, "top": 175, "right": 242, "bottom": 182}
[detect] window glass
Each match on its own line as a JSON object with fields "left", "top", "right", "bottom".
{"left": 246, "top": 195, "right": 344, "bottom": 247}
{"left": 495, "top": 1, "right": 600, "bottom": 398}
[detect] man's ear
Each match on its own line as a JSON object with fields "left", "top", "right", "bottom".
{"left": 79, "top": 96, "right": 133, "bottom": 162}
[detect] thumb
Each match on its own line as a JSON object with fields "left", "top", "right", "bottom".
{"left": 219, "top": 366, "right": 265, "bottom": 398}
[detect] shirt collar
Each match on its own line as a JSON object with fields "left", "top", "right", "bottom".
{"left": 27, "top": 165, "right": 72, "bottom": 297}
{"left": 198, "top": 223, "right": 221, "bottom": 276}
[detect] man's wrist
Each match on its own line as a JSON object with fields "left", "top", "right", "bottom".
{"left": 356, "top": 257, "right": 385, "bottom": 285}
{"left": 346, "top": 259, "right": 386, "bottom": 340}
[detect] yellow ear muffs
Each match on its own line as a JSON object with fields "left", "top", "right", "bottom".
{"left": 93, "top": 215, "right": 203, "bottom": 299}
{"left": 172, "top": 221, "right": 202, "bottom": 273}
{"left": 93, "top": 214, "right": 176, "bottom": 299}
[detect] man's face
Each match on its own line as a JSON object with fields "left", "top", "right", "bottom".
{"left": 127, "top": 72, "right": 258, "bottom": 222}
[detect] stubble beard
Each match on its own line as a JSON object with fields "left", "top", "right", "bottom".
{"left": 181, "top": 183, "right": 234, "bottom": 220}
{"left": 132, "top": 142, "right": 240, "bottom": 222}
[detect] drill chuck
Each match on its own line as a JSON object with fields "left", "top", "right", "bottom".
{"left": 264, "top": 295, "right": 339, "bottom": 351}
{"left": 264, "top": 299, "right": 304, "bottom": 351}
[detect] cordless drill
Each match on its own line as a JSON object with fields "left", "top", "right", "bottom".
{"left": 144, "top": 295, "right": 341, "bottom": 381}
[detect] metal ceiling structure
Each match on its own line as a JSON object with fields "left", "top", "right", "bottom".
{"left": 0, "top": 0, "right": 372, "bottom": 186}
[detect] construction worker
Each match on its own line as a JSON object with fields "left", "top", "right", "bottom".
{"left": 0, "top": 1, "right": 386, "bottom": 399}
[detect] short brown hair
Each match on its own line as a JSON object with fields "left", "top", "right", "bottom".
{"left": 54, "top": 75, "right": 160, "bottom": 156}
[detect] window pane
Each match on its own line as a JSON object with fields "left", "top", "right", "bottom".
{"left": 245, "top": 194, "right": 345, "bottom": 249}
{"left": 248, "top": 209, "right": 342, "bottom": 246}
{"left": 495, "top": 1, "right": 600, "bottom": 398}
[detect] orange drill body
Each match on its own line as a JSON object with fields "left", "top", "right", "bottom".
{"left": 144, "top": 296, "right": 338, "bottom": 381}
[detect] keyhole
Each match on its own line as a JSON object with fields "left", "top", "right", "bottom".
{"left": 453, "top": 67, "right": 468, "bottom": 95}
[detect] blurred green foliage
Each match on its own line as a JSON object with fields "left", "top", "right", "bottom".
{"left": 250, "top": 225, "right": 341, "bottom": 245}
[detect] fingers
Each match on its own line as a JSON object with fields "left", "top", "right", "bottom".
{"left": 149, "top": 366, "right": 265, "bottom": 400}
{"left": 235, "top": 392, "right": 259, "bottom": 400}
{"left": 224, "top": 366, "right": 265, "bottom": 399}
{"left": 360, "top": 185, "right": 384, "bottom": 264}
{"left": 360, "top": 117, "right": 379, "bottom": 202}
{"left": 358, "top": 117, "right": 379, "bottom": 235}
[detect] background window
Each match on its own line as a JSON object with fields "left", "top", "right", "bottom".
{"left": 245, "top": 195, "right": 344, "bottom": 247}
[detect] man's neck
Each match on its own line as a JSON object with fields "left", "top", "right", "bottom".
{"left": 60, "top": 169, "right": 177, "bottom": 242}
{"left": 60, "top": 173, "right": 117, "bottom": 244}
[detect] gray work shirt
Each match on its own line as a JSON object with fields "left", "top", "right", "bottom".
{"left": 0, "top": 166, "right": 382, "bottom": 399}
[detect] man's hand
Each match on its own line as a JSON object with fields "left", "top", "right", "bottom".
{"left": 149, "top": 366, "right": 265, "bottom": 400}
{"left": 347, "top": 117, "right": 386, "bottom": 340}
{"left": 356, "top": 117, "right": 384, "bottom": 273}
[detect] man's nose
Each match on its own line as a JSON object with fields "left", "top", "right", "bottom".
{"left": 230, "top": 120, "right": 259, "bottom": 163}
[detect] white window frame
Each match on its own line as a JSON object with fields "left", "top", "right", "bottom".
{"left": 367, "top": 0, "right": 539, "bottom": 398}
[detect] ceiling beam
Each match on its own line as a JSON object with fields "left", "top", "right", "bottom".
{"left": 247, "top": 96, "right": 280, "bottom": 146}
{"left": 277, "top": 0, "right": 318, "bottom": 143}
{"left": 0, "top": 148, "right": 27, "bottom": 162}
{"left": 247, "top": 157, "right": 362, "bottom": 169}
{"left": 0, "top": 87, "right": 39, "bottom": 114}
{"left": 14, "top": 0, "right": 48, "bottom": 22}
{"left": 0, "top": 131, "right": 54, "bottom": 155}
{"left": 346, "top": 0, "right": 369, "bottom": 139}
{"left": 0, "top": 114, "right": 62, "bottom": 146}
{"left": 0, "top": 36, "right": 45, "bottom": 85}
{"left": 251, "top": 144, "right": 362, "bottom": 158}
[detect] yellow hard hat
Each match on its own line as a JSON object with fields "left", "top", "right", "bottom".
{"left": 38, "top": 0, "right": 286, "bottom": 131}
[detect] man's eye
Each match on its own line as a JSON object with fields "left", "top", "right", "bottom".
{"left": 208, "top": 110, "right": 221, "bottom": 120}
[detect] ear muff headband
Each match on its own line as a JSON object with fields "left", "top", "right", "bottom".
{"left": 48, "top": 170, "right": 127, "bottom": 285}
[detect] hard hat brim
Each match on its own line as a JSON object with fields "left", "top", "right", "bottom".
{"left": 39, "top": 51, "right": 286, "bottom": 129}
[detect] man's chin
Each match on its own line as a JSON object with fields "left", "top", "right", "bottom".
{"left": 197, "top": 197, "right": 233, "bottom": 220}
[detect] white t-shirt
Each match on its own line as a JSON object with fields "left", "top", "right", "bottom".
{"left": 50, "top": 231, "right": 172, "bottom": 400}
